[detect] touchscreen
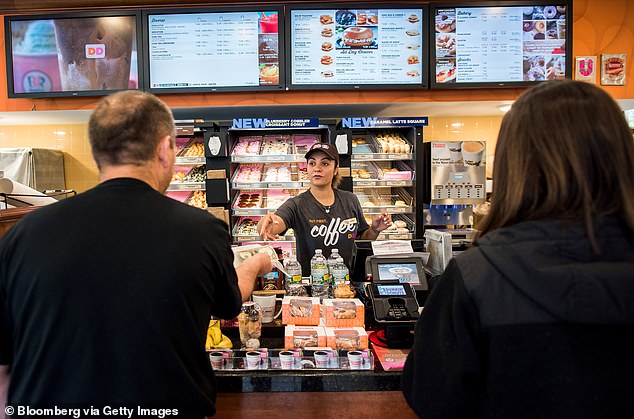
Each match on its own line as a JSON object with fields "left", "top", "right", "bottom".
{"left": 376, "top": 262, "right": 419, "bottom": 284}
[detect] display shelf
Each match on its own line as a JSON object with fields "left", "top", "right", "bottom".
{"left": 354, "top": 179, "right": 414, "bottom": 188}
{"left": 232, "top": 216, "right": 296, "bottom": 242}
{"left": 358, "top": 188, "right": 414, "bottom": 214}
{"left": 352, "top": 152, "right": 414, "bottom": 161}
{"left": 175, "top": 156, "right": 205, "bottom": 165}
{"left": 167, "top": 182, "right": 206, "bottom": 191}
{"left": 231, "top": 154, "right": 306, "bottom": 163}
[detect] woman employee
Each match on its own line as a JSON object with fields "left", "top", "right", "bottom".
{"left": 257, "top": 142, "right": 392, "bottom": 275}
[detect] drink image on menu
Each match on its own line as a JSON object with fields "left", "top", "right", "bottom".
{"left": 11, "top": 20, "right": 62, "bottom": 93}
{"left": 462, "top": 141, "right": 485, "bottom": 166}
{"left": 53, "top": 16, "right": 135, "bottom": 91}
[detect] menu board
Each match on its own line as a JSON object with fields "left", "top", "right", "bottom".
{"left": 146, "top": 10, "right": 281, "bottom": 91}
{"left": 289, "top": 7, "right": 425, "bottom": 87}
{"left": 433, "top": 4, "right": 568, "bottom": 86}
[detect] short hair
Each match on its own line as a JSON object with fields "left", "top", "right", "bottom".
{"left": 478, "top": 80, "right": 634, "bottom": 251}
{"left": 88, "top": 90, "right": 175, "bottom": 169}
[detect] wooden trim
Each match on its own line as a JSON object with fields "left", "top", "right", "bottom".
{"left": 0, "top": 206, "right": 39, "bottom": 237}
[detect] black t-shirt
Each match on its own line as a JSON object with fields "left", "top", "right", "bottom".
{"left": 0, "top": 178, "right": 241, "bottom": 417}
{"left": 275, "top": 189, "right": 369, "bottom": 275}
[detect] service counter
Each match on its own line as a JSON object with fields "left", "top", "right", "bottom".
{"left": 213, "top": 324, "right": 417, "bottom": 418}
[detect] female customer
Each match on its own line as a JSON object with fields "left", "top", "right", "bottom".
{"left": 402, "top": 80, "right": 634, "bottom": 419}
{"left": 257, "top": 142, "right": 392, "bottom": 275}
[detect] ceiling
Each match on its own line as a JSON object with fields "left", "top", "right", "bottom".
{"left": 1, "top": 99, "right": 633, "bottom": 126}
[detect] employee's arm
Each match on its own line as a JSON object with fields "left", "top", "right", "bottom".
{"left": 0, "top": 364, "right": 9, "bottom": 417}
{"left": 257, "top": 213, "right": 287, "bottom": 241}
{"left": 235, "top": 253, "right": 273, "bottom": 301}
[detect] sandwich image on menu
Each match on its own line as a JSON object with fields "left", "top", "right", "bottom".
{"left": 434, "top": 9, "right": 457, "bottom": 83}
{"left": 335, "top": 9, "right": 378, "bottom": 49}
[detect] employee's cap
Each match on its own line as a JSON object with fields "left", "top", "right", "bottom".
{"left": 305, "top": 142, "right": 339, "bottom": 164}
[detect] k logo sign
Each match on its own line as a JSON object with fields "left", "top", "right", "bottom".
{"left": 85, "top": 44, "right": 106, "bottom": 59}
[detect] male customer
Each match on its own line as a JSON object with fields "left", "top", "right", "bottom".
{"left": 0, "top": 91, "right": 271, "bottom": 418}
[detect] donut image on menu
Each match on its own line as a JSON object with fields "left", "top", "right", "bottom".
{"left": 342, "top": 27, "right": 374, "bottom": 47}
{"left": 435, "top": 13, "right": 456, "bottom": 33}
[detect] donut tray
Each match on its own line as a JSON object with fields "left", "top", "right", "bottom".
{"left": 208, "top": 348, "right": 374, "bottom": 371}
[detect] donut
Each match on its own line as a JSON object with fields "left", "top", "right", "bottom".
{"left": 394, "top": 220, "right": 407, "bottom": 229}
{"left": 343, "top": 27, "right": 374, "bottom": 47}
{"left": 395, "top": 200, "right": 407, "bottom": 206}
{"left": 543, "top": 6, "right": 557, "bottom": 19}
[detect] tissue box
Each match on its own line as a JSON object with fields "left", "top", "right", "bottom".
{"left": 282, "top": 296, "right": 321, "bottom": 325}
{"left": 284, "top": 325, "right": 327, "bottom": 349}
{"left": 323, "top": 298, "right": 365, "bottom": 327}
{"left": 325, "top": 327, "right": 368, "bottom": 350}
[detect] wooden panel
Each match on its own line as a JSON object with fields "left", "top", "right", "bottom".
{"left": 215, "top": 391, "right": 418, "bottom": 419}
{"left": 0, "top": 207, "right": 38, "bottom": 237}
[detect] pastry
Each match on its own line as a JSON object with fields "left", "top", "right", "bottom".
{"left": 342, "top": 27, "right": 374, "bottom": 47}
{"left": 394, "top": 220, "right": 407, "bottom": 229}
{"left": 407, "top": 55, "right": 419, "bottom": 65}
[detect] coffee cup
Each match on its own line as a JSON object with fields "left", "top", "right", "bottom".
{"left": 447, "top": 142, "right": 462, "bottom": 163}
{"left": 279, "top": 350, "right": 295, "bottom": 369}
{"left": 347, "top": 350, "right": 363, "bottom": 369}
{"left": 314, "top": 350, "right": 330, "bottom": 368}
{"left": 462, "top": 141, "right": 485, "bottom": 166}
{"left": 252, "top": 294, "right": 281, "bottom": 323}
{"left": 209, "top": 352, "right": 224, "bottom": 370}
{"left": 245, "top": 351, "right": 261, "bottom": 370}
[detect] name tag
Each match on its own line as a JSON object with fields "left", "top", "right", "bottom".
{"left": 341, "top": 218, "right": 357, "bottom": 227}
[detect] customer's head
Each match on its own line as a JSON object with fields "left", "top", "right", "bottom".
{"left": 479, "top": 80, "right": 634, "bottom": 248}
{"left": 89, "top": 90, "right": 176, "bottom": 170}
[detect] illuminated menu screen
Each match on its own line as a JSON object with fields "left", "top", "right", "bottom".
{"left": 290, "top": 8, "right": 424, "bottom": 86}
{"left": 433, "top": 5, "right": 568, "bottom": 85}
{"left": 147, "top": 11, "right": 280, "bottom": 89}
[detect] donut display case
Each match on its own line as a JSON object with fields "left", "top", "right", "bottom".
{"left": 166, "top": 128, "right": 208, "bottom": 210}
{"left": 350, "top": 127, "right": 420, "bottom": 240}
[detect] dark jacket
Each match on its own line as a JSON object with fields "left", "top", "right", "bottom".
{"left": 402, "top": 217, "right": 634, "bottom": 419}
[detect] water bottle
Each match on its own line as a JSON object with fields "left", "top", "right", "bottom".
{"left": 331, "top": 256, "right": 349, "bottom": 286}
{"left": 310, "top": 249, "right": 329, "bottom": 300}
{"left": 284, "top": 255, "right": 305, "bottom": 296}
{"left": 327, "top": 249, "right": 341, "bottom": 282}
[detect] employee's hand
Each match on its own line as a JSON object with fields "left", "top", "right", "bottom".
{"left": 257, "top": 213, "right": 284, "bottom": 241}
{"left": 372, "top": 211, "right": 392, "bottom": 233}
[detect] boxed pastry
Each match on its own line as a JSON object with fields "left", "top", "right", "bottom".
{"left": 284, "top": 325, "right": 327, "bottom": 349}
{"left": 323, "top": 299, "right": 365, "bottom": 327}
{"left": 325, "top": 327, "right": 369, "bottom": 350}
{"left": 282, "top": 296, "right": 321, "bottom": 325}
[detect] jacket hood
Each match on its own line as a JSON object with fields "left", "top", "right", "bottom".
{"left": 474, "top": 217, "right": 634, "bottom": 324}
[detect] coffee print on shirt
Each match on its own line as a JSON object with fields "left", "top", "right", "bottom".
{"left": 310, "top": 217, "right": 358, "bottom": 246}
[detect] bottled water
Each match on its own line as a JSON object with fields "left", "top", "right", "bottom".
{"left": 310, "top": 249, "right": 329, "bottom": 300}
{"left": 331, "top": 256, "right": 349, "bottom": 287}
{"left": 327, "top": 249, "right": 341, "bottom": 282}
{"left": 284, "top": 255, "right": 305, "bottom": 296}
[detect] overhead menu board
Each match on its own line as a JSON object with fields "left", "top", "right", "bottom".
{"left": 431, "top": 2, "right": 571, "bottom": 88}
{"left": 144, "top": 7, "right": 283, "bottom": 93}
{"left": 287, "top": 4, "right": 427, "bottom": 89}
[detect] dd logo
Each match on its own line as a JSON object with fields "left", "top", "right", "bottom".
{"left": 85, "top": 44, "right": 106, "bottom": 59}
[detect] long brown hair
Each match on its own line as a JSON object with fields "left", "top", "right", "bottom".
{"left": 478, "top": 80, "right": 634, "bottom": 250}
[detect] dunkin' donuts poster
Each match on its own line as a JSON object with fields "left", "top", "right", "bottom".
{"left": 575, "top": 56, "right": 597, "bottom": 84}
{"left": 601, "top": 54, "right": 626, "bottom": 86}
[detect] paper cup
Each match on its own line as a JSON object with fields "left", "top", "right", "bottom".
{"left": 314, "top": 351, "right": 329, "bottom": 368}
{"left": 279, "top": 350, "right": 295, "bottom": 370}
{"left": 447, "top": 142, "right": 462, "bottom": 163}
{"left": 209, "top": 352, "right": 224, "bottom": 370}
{"left": 347, "top": 350, "right": 363, "bottom": 369}
{"left": 462, "top": 141, "right": 485, "bottom": 166}
{"left": 246, "top": 351, "right": 261, "bottom": 370}
{"left": 253, "top": 294, "right": 277, "bottom": 323}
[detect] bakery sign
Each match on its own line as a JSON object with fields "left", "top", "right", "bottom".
{"left": 232, "top": 118, "right": 319, "bottom": 129}
{"left": 341, "top": 117, "right": 428, "bottom": 128}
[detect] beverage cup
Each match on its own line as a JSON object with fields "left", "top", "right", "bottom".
{"left": 12, "top": 53, "right": 62, "bottom": 93}
{"left": 53, "top": 16, "right": 134, "bottom": 91}
{"left": 252, "top": 294, "right": 279, "bottom": 323}
{"left": 347, "top": 350, "right": 363, "bottom": 369}
{"left": 209, "top": 352, "right": 224, "bottom": 370}
{"left": 279, "top": 350, "right": 295, "bottom": 370}
{"left": 259, "top": 14, "right": 278, "bottom": 34}
{"left": 314, "top": 351, "right": 329, "bottom": 368}
{"left": 462, "top": 141, "right": 485, "bottom": 166}
{"left": 447, "top": 142, "right": 462, "bottom": 163}
{"left": 245, "top": 351, "right": 261, "bottom": 370}
{"left": 557, "top": 19, "right": 566, "bottom": 39}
